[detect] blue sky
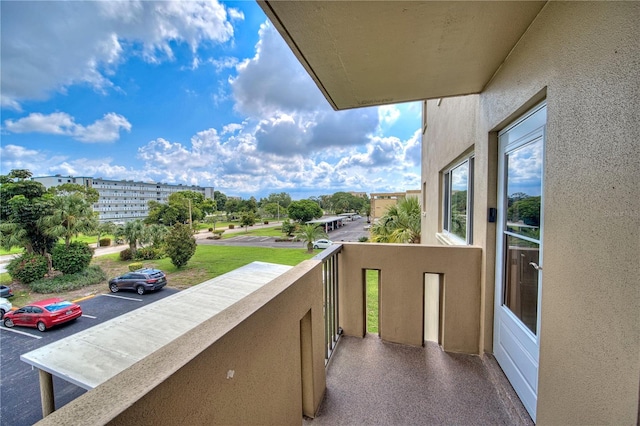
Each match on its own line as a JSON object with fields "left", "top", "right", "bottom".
{"left": 1, "top": 1, "right": 421, "bottom": 199}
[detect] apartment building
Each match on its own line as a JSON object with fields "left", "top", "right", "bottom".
{"left": 33, "top": 175, "right": 214, "bottom": 223}
{"left": 35, "top": 2, "right": 638, "bottom": 425}
{"left": 370, "top": 190, "right": 421, "bottom": 221}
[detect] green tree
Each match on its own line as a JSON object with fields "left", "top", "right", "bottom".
{"left": 49, "top": 183, "right": 99, "bottom": 204}
{"left": 261, "top": 192, "right": 292, "bottom": 209}
{"left": 96, "top": 221, "right": 117, "bottom": 246}
{"left": 51, "top": 241, "right": 93, "bottom": 274}
{"left": 288, "top": 199, "right": 323, "bottom": 223}
{"left": 120, "top": 220, "right": 146, "bottom": 256}
{"left": 39, "top": 194, "right": 98, "bottom": 248}
{"left": 165, "top": 223, "right": 196, "bottom": 268}
{"left": 213, "top": 190, "right": 227, "bottom": 212}
{"left": 240, "top": 212, "right": 256, "bottom": 232}
{"left": 0, "top": 170, "right": 56, "bottom": 255}
{"left": 225, "top": 198, "right": 241, "bottom": 220}
{"left": 371, "top": 196, "right": 421, "bottom": 244}
{"left": 145, "top": 224, "right": 169, "bottom": 249}
{"left": 296, "top": 224, "right": 328, "bottom": 253}
{"left": 281, "top": 219, "right": 297, "bottom": 236}
{"left": 261, "top": 202, "right": 285, "bottom": 219}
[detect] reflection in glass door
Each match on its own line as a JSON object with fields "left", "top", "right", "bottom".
{"left": 494, "top": 102, "right": 545, "bottom": 422}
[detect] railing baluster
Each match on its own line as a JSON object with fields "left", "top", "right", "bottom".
{"left": 314, "top": 244, "right": 342, "bottom": 365}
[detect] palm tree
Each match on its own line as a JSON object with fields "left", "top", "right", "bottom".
{"left": 145, "top": 224, "right": 169, "bottom": 249}
{"left": 39, "top": 195, "right": 98, "bottom": 248}
{"left": 121, "top": 220, "right": 146, "bottom": 256}
{"left": 371, "top": 196, "right": 421, "bottom": 244}
{"left": 296, "top": 224, "right": 328, "bottom": 253}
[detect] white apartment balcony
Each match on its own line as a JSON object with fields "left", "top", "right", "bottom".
{"left": 34, "top": 242, "right": 531, "bottom": 425}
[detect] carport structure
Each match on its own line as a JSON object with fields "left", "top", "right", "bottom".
{"left": 20, "top": 262, "right": 292, "bottom": 417}
{"left": 307, "top": 216, "right": 344, "bottom": 233}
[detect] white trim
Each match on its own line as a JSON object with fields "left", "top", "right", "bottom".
{"left": 494, "top": 101, "right": 546, "bottom": 423}
{"left": 441, "top": 154, "right": 475, "bottom": 244}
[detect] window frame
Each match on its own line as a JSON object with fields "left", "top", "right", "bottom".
{"left": 442, "top": 155, "right": 474, "bottom": 244}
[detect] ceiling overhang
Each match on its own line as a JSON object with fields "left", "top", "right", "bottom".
{"left": 259, "top": 1, "right": 546, "bottom": 110}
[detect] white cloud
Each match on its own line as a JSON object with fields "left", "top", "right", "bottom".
{"left": 402, "top": 129, "right": 422, "bottom": 167}
{"left": 230, "top": 23, "right": 379, "bottom": 157}
{"left": 4, "top": 112, "right": 131, "bottom": 143}
{"left": 1, "top": 1, "right": 240, "bottom": 108}
{"left": 378, "top": 105, "right": 401, "bottom": 126}
{"left": 0, "top": 144, "right": 70, "bottom": 174}
{"left": 210, "top": 56, "right": 239, "bottom": 73}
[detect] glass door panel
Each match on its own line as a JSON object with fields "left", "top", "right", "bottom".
{"left": 503, "top": 235, "right": 539, "bottom": 334}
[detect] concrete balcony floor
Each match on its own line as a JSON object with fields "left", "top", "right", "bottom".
{"left": 306, "top": 335, "right": 533, "bottom": 425}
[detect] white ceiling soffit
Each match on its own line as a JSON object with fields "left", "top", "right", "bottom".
{"left": 259, "top": 1, "right": 546, "bottom": 110}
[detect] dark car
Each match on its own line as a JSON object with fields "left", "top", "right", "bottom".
{"left": 3, "top": 298, "right": 82, "bottom": 332}
{"left": 109, "top": 268, "right": 167, "bottom": 295}
{"left": 0, "top": 285, "right": 13, "bottom": 298}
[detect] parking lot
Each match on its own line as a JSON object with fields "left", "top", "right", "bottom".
{"left": 0, "top": 288, "right": 178, "bottom": 426}
{"left": 198, "top": 216, "right": 371, "bottom": 248}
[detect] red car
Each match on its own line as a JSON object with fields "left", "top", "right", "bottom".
{"left": 3, "top": 298, "right": 82, "bottom": 332}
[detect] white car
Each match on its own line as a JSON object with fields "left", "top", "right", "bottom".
{"left": 0, "top": 297, "right": 12, "bottom": 320}
{"left": 312, "top": 239, "right": 333, "bottom": 249}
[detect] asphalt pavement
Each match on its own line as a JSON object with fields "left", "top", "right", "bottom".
{"left": 0, "top": 288, "right": 178, "bottom": 426}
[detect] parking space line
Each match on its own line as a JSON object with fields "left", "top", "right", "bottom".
{"left": 0, "top": 327, "right": 42, "bottom": 339}
{"left": 100, "top": 294, "right": 143, "bottom": 302}
{"left": 81, "top": 314, "right": 97, "bottom": 319}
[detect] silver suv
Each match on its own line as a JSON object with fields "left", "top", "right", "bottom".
{"left": 108, "top": 268, "right": 167, "bottom": 295}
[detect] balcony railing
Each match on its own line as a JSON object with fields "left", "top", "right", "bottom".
{"left": 35, "top": 242, "right": 485, "bottom": 425}
{"left": 314, "top": 244, "right": 342, "bottom": 364}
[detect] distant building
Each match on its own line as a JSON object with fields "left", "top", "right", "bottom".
{"left": 32, "top": 175, "right": 214, "bottom": 223}
{"left": 348, "top": 191, "right": 367, "bottom": 198}
{"left": 370, "top": 190, "right": 421, "bottom": 220}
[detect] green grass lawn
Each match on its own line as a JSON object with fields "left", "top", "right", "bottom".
{"left": 366, "top": 269, "right": 379, "bottom": 333}
{"left": 0, "top": 234, "right": 119, "bottom": 255}
{"left": 158, "top": 245, "right": 313, "bottom": 275}
{"left": 5, "top": 244, "right": 317, "bottom": 307}
{"left": 93, "top": 245, "right": 315, "bottom": 290}
{"left": 0, "top": 247, "right": 23, "bottom": 256}
{"left": 222, "top": 226, "right": 284, "bottom": 239}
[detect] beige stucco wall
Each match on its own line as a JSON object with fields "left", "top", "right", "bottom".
{"left": 338, "top": 242, "right": 482, "bottom": 354}
{"left": 37, "top": 261, "right": 327, "bottom": 426}
{"left": 422, "top": 2, "right": 639, "bottom": 424}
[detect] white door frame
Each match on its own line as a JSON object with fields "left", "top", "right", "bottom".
{"left": 494, "top": 102, "right": 546, "bottom": 422}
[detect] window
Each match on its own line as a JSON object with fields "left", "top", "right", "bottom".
{"left": 443, "top": 156, "right": 474, "bottom": 243}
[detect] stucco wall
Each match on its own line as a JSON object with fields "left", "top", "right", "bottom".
{"left": 422, "top": 2, "right": 639, "bottom": 423}
{"left": 37, "top": 261, "right": 326, "bottom": 426}
{"left": 338, "top": 242, "right": 482, "bottom": 354}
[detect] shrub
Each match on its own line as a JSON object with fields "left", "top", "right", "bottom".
{"left": 281, "top": 219, "right": 297, "bottom": 236}
{"left": 29, "top": 265, "right": 107, "bottom": 293}
{"left": 52, "top": 242, "right": 94, "bottom": 274}
{"left": 119, "top": 248, "right": 133, "bottom": 261}
{"left": 228, "top": 224, "right": 235, "bottom": 229}
{"left": 208, "top": 227, "right": 213, "bottom": 232}
{"left": 264, "top": 221, "right": 269, "bottom": 225}
{"left": 7, "top": 253, "right": 48, "bottom": 284}
{"left": 99, "top": 238, "right": 111, "bottom": 247}
{"left": 128, "top": 262, "right": 143, "bottom": 272}
{"left": 165, "top": 223, "right": 196, "bottom": 268}
{"left": 134, "top": 247, "right": 162, "bottom": 260}
{"left": 358, "top": 236, "right": 369, "bottom": 242}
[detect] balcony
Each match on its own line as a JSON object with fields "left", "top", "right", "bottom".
{"left": 34, "top": 242, "right": 530, "bottom": 425}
